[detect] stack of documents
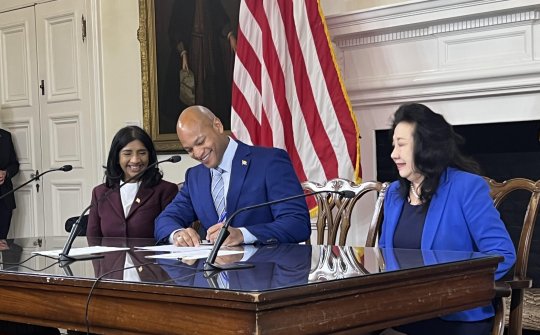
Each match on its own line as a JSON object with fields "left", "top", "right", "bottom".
{"left": 135, "top": 245, "right": 243, "bottom": 260}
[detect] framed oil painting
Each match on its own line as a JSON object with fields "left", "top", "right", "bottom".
{"left": 138, "top": 0, "right": 239, "bottom": 152}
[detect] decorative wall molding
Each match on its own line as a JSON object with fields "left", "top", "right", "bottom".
{"left": 334, "top": 9, "right": 540, "bottom": 47}
{"left": 0, "top": 0, "right": 52, "bottom": 13}
{"left": 325, "top": 0, "right": 540, "bottom": 107}
{"left": 3, "top": 120, "right": 34, "bottom": 171}
{"left": 48, "top": 114, "right": 82, "bottom": 166}
{"left": 51, "top": 182, "right": 84, "bottom": 236}
{"left": 326, "top": 0, "right": 540, "bottom": 34}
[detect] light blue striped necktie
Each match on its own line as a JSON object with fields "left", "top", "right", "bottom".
{"left": 218, "top": 271, "right": 230, "bottom": 288}
{"left": 211, "top": 167, "right": 226, "bottom": 218}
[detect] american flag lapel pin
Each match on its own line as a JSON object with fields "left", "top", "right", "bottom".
{"left": 242, "top": 160, "right": 247, "bottom": 166}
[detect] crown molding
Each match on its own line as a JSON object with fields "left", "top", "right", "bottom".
{"left": 327, "top": 0, "right": 540, "bottom": 46}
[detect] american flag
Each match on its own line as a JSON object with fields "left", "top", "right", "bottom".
{"left": 231, "top": 0, "right": 360, "bottom": 207}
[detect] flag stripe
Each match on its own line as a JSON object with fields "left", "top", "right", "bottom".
{"left": 232, "top": 82, "right": 260, "bottom": 143}
{"left": 236, "top": 15, "right": 262, "bottom": 93}
{"left": 277, "top": 0, "right": 339, "bottom": 181}
{"left": 305, "top": 1, "right": 359, "bottom": 169}
{"left": 260, "top": 0, "right": 325, "bottom": 182}
{"left": 232, "top": 0, "right": 360, "bottom": 210}
{"left": 245, "top": 0, "right": 309, "bottom": 183}
{"left": 300, "top": 0, "right": 357, "bottom": 177}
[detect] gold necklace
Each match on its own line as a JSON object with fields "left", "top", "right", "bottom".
{"left": 410, "top": 183, "right": 421, "bottom": 199}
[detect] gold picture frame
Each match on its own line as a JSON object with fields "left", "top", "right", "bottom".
{"left": 138, "top": 0, "right": 179, "bottom": 152}
{"left": 138, "top": 0, "right": 238, "bottom": 152}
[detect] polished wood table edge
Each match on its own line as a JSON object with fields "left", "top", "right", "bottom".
{"left": 0, "top": 255, "right": 500, "bottom": 303}
{"left": 0, "top": 256, "right": 501, "bottom": 334}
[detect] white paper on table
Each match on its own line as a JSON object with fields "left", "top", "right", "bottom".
{"left": 134, "top": 245, "right": 213, "bottom": 252}
{"left": 32, "top": 246, "right": 130, "bottom": 258}
{"left": 145, "top": 249, "right": 243, "bottom": 260}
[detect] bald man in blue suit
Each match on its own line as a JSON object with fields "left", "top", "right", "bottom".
{"left": 155, "top": 106, "right": 310, "bottom": 246}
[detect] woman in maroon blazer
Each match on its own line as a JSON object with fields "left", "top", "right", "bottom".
{"left": 87, "top": 126, "right": 178, "bottom": 238}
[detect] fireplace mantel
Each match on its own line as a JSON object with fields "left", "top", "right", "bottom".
{"left": 326, "top": 0, "right": 540, "bottom": 107}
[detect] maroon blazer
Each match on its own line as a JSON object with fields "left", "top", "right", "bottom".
{"left": 87, "top": 180, "right": 178, "bottom": 238}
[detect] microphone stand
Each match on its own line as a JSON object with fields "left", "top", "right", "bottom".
{"left": 0, "top": 165, "right": 73, "bottom": 201}
{"left": 58, "top": 204, "right": 96, "bottom": 266}
{"left": 58, "top": 156, "right": 181, "bottom": 267}
{"left": 203, "top": 190, "right": 355, "bottom": 274}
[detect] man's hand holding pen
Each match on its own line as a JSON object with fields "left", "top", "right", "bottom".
{"left": 206, "top": 211, "right": 244, "bottom": 247}
{"left": 173, "top": 212, "right": 246, "bottom": 247}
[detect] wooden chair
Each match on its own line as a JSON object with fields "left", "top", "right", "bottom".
{"left": 301, "top": 178, "right": 390, "bottom": 246}
{"left": 485, "top": 177, "right": 540, "bottom": 335}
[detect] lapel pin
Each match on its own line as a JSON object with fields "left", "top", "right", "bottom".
{"left": 135, "top": 198, "right": 141, "bottom": 203}
{"left": 242, "top": 160, "right": 247, "bottom": 166}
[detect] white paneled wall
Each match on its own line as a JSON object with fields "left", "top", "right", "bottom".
{"left": 327, "top": 0, "right": 540, "bottom": 179}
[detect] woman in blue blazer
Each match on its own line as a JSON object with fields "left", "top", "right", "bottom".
{"left": 379, "top": 103, "right": 516, "bottom": 335}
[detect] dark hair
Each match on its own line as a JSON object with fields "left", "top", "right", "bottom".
{"left": 390, "top": 103, "right": 481, "bottom": 204}
{"left": 104, "top": 126, "right": 162, "bottom": 188}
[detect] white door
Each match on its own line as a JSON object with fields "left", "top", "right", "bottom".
{"left": 0, "top": 6, "right": 44, "bottom": 238}
{"left": 0, "top": 0, "right": 97, "bottom": 238}
{"left": 35, "top": 0, "right": 97, "bottom": 237}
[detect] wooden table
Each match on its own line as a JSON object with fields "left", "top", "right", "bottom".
{"left": 0, "top": 237, "right": 501, "bottom": 334}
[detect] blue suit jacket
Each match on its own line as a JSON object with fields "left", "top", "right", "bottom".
{"left": 380, "top": 167, "right": 516, "bottom": 321}
{"left": 155, "top": 142, "right": 310, "bottom": 244}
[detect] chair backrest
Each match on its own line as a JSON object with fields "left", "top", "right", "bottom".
{"left": 64, "top": 215, "right": 89, "bottom": 236}
{"left": 485, "top": 177, "right": 540, "bottom": 284}
{"left": 485, "top": 177, "right": 540, "bottom": 335}
{"left": 301, "top": 178, "right": 390, "bottom": 246}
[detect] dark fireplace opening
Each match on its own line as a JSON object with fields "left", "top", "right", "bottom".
{"left": 375, "top": 120, "right": 540, "bottom": 285}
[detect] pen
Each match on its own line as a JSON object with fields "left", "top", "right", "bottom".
{"left": 218, "top": 211, "right": 227, "bottom": 223}
{"left": 203, "top": 212, "right": 227, "bottom": 245}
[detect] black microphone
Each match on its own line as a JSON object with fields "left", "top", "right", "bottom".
{"left": 58, "top": 165, "right": 73, "bottom": 172}
{"left": 168, "top": 155, "right": 182, "bottom": 163}
{"left": 57, "top": 156, "right": 181, "bottom": 266}
{"left": 0, "top": 165, "right": 73, "bottom": 200}
{"left": 203, "top": 189, "right": 355, "bottom": 273}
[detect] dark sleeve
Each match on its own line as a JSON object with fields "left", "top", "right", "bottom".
{"left": 219, "top": 0, "right": 240, "bottom": 38}
{"left": 4, "top": 132, "right": 19, "bottom": 179}
{"left": 168, "top": 0, "right": 195, "bottom": 53}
